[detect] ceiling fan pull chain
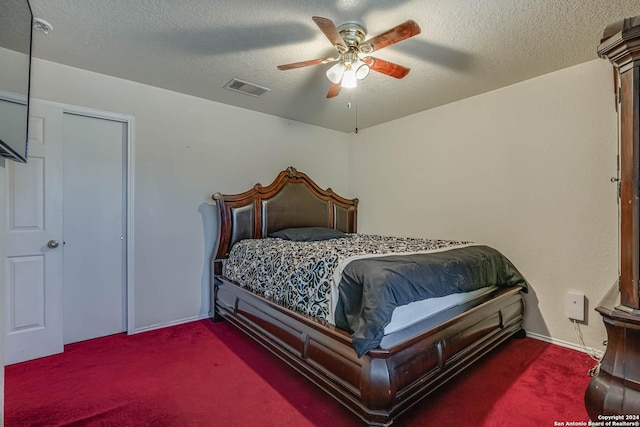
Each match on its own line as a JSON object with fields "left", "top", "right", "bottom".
{"left": 355, "top": 97, "right": 359, "bottom": 134}
{"left": 346, "top": 99, "right": 358, "bottom": 133}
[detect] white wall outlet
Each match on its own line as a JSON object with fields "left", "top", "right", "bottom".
{"left": 565, "top": 292, "right": 585, "bottom": 321}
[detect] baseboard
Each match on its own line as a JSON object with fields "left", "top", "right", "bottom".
{"left": 130, "top": 314, "right": 210, "bottom": 335}
{"left": 525, "top": 331, "right": 604, "bottom": 358}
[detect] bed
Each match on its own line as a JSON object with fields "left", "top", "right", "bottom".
{"left": 210, "top": 167, "right": 527, "bottom": 426}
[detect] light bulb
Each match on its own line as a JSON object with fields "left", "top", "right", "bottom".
{"left": 326, "top": 62, "right": 345, "bottom": 84}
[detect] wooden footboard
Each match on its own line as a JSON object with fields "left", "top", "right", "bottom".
{"left": 210, "top": 276, "right": 525, "bottom": 426}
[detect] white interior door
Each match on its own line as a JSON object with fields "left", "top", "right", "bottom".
{"left": 4, "top": 101, "right": 64, "bottom": 365}
{"left": 62, "top": 113, "right": 126, "bottom": 344}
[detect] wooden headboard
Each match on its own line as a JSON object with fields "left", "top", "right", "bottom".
{"left": 212, "top": 167, "right": 358, "bottom": 273}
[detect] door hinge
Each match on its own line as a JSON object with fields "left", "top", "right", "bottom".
{"left": 618, "top": 181, "right": 621, "bottom": 199}
{"left": 617, "top": 87, "right": 621, "bottom": 104}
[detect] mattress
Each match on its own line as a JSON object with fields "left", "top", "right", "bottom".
{"left": 383, "top": 285, "right": 498, "bottom": 336}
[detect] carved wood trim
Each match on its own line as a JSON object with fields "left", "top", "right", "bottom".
{"left": 212, "top": 167, "right": 359, "bottom": 265}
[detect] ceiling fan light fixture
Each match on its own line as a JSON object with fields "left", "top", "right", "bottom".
{"left": 341, "top": 68, "right": 358, "bottom": 88}
{"left": 354, "top": 59, "right": 370, "bottom": 80}
{"left": 326, "top": 62, "right": 345, "bottom": 84}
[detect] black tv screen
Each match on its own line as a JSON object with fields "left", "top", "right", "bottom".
{"left": 0, "top": 0, "right": 33, "bottom": 163}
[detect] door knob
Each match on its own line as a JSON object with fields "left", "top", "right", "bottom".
{"left": 47, "top": 240, "right": 59, "bottom": 249}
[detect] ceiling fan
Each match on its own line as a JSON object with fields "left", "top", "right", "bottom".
{"left": 277, "top": 16, "right": 421, "bottom": 98}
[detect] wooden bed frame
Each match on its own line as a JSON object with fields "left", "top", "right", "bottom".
{"left": 210, "top": 167, "right": 525, "bottom": 426}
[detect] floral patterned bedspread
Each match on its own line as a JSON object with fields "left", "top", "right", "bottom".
{"left": 223, "top": 234, "right": 469, "bottom": 323}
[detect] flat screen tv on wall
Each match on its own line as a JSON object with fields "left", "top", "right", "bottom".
{"left": 0, "top": 0, "right": 33, "bottom": 163}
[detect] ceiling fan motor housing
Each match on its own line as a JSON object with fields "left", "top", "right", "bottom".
{"left": 337, "top": 22, "right": 373, "bottom": 53}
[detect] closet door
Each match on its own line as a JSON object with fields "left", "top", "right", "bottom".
{"left": 62, "top": 113, "right": 127, "bottom": 344}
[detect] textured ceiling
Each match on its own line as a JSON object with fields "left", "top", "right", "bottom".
{"left": 21, "top": 0, "right": 640, "bottom": 132}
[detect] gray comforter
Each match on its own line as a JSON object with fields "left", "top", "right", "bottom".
{"left": 334, "top": 245, "right": 528, "bottom": 357}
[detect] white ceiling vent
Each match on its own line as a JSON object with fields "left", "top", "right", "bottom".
{"left": 223, "top": 79, "right": 270, "bottom": 98}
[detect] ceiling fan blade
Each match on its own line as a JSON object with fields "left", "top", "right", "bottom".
{"left": 326, "top": 83, "right": 341, "bottom": 98}
{"left": 277, "top": 57, "right": 337, "bottom": 70}
{"left": 363, "top": 20, "right": 421, "bottom": 52}
{"left": 363, "top": 57, "right": 410, "bottom": 79}
{"left": 312, "top": 16, "right": 348, "bottom": 52}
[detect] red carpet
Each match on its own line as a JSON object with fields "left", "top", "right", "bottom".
{"left": 5, "top": 320, "right": 594, "bottom": 426}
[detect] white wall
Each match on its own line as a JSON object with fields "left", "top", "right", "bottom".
{"left": 7, "top": 51, "right": 618, "bottom": 353}
{"left": 29, "top": 58, "right": 351, "bottom": 331}
{"left": 349, "top": 59, "right": 618, "bottom": 351}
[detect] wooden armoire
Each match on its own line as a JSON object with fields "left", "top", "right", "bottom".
{"left": 584, "top": 16, "right": 640, "bottom": 418}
